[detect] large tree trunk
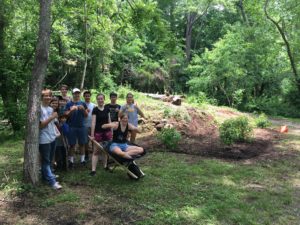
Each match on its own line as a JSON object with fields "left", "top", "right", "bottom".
{"left": 23, "top": 0, "right": 52, "bottom": 185}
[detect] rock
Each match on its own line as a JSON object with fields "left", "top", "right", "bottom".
{"left": 138, "top": 118, "right": 146, "bottom": 124}
{"left": 172, "top": 97, "right": 181, "bottom": 106}
{"left": 155, "top": 123, "right": 165, "bottom": 131}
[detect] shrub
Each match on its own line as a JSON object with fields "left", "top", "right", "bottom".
{"left": 157, "top": 127, "right": 181, "bottom": 149}
{"left": 255, "top": 113, "right": 271, "bottom": 128}
{"left": 219, "top": 116, "right": 253, "bottom": 145}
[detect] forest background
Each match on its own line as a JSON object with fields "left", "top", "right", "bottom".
{"left": 1, "top": 0, "right": 300, "bottom": 134}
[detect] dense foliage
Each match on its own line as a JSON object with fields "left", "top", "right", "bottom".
{"left": 1, "top": 0, "right": 300, "bottom": 132}
{"left": 219, "top": 116, "right": 253, "bottom": 145}
{"left": 157, "top": 127, "right": 182, "bottom": 149}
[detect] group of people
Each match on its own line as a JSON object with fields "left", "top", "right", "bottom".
{"left": 39, "top": 85, "right": 145, "bottom": 190}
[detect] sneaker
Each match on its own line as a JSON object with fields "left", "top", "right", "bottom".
{"left": 81, "top": 161, "right": 86, "bottom": 166}
{"left": 89, "top": 171, "right": 96, "bottom": 176}
{"left": 104, "top": 165, "right": 113, "bottom": 172}
{"left": 53, "top": 174, "right": 59, "bottom": 179}
{"left": 52, "top": 182, "right": 62, "bottom": 190}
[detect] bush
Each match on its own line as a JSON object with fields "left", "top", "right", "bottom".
{"left": 157, "top": 127, "right": 181, "bottom": 149}
{"left": 255, "top": 113, "right": 271, "bottom": 128}
{"left": 219, "top": 116, "right": 253, "bottom": 145}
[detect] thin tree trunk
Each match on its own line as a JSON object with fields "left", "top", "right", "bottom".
{"left": 185, "top": 3, "right": 211, "bottom": 62}
{"left": 185, "top": 12, "right": 195, "bottom": 62}
{"left": 80, "top": 0, "right": 88, "bottom": 90}
{"left": 264, "top": 0, "right": 300, "bottom": 91}
{"left": 237, "top": 0, "right": 249, "bottom": 25}
{"left": 23, "top": 0, "right": 52, "bottom": 185}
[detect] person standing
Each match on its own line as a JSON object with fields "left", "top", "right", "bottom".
{"left": 119, "top": 93, "right": 145, "bottom": 143}
{"left": 105, "top": 92, "right": 121, "bottom": 122}
{"left": 83, "top": 90, "right": 95, "bottom": 161}
{"left": 65, "top": 88, "right": 88, "bottom": 168}
{"left": 60, "top": 84, "right": 72, "bottom": 102}
{"left": 39, "top": 89, "right": 62, "bottom": 190}
{"left": 89, "top": 94, "right": 112, "bottom": 176}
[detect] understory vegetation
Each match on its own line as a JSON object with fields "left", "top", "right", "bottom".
{"left": 1, "top": 0, "right": 300, "bottom": 135}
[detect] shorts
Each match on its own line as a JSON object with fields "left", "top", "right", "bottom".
{"left": 109, "top": 142, "right": 128, "bottom": 153}
{"left": 95, "top": 131, "right": 112, "bottom": 142}
{"left": 67, "top": 127, "right": 88, "bottom": 145}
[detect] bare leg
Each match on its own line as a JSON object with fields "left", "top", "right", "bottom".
{"left": 126, "top": 146, "right": 143, "bottom": 156}
{"left": 130, "top": 130, "right": 137, "bottom": 143}
{"left": 69, "top": 145, "right": 75, "bottom": 157}
{"left": 79, "top": 144, "right": 85, "bottom": 163}
{"left": 112, "top": 147, "right": 132, "bottom": 159}
{"left": 101, "top": 151, "right": 108, "bottom": 168}
{"left": 91, "top": 145, "right": 99, "bottom": 172}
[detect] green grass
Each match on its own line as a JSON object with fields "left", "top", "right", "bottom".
{"left": 1, "top": 91, "right": 300, "bottom": 224}
{"left": 1, "top": 131, "right": 300, "bottom": 224}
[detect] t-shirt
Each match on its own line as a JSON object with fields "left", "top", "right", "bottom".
{"left": 120, "top": 104, "right": 138, "bottom": 126}
{"left": 65, "top": 101, "right": 87, "bottom": 128}
{"left": 92, "top": 106, "right": 110, "bottom": 132}
{"left": 105, "top": 103, "right": 121, "bottom": 122}
{"left": 39, "top": 106, "right": 57, "bottom": 144}
{"left": 84, "top": 102, "right": 95, "bottom": 128}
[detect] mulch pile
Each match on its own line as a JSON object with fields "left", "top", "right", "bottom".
{"left": 138, "top": 107, "right": 282, "bottom": 161}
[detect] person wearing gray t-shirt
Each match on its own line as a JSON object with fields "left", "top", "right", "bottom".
{"left": 119, "top": 92, "right": 145, "bottom": 143}
{"left": 83, "top": 90, "right": 95, "bottom": 161}
{"left": 39, "top": 89, "right": 62, "bottom": 190}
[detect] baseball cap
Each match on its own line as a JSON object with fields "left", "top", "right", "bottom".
{"left": 72, "top": 88, "right": 81, "bottom": 94}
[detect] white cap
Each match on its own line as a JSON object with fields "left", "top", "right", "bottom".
{"left": 72, "top": 88, "right": 81, "bottom": 93}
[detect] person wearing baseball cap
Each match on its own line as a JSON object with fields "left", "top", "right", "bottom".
{"left": 64, "top": 88, "right": 88, "bottom": 168}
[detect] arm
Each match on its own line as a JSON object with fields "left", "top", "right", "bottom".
{"left": 135, "top": 104, "right": 145, "bottom": 118}
{"left": 64, "top": 103, "right": 77, "bottom": 117}
{"left": 40, "top": 112, "right": 58, "bottom": 129}
{"left": 102, "top": 122, "right": 118, "bottom": 130}
{"left": 128, "top": 123, "right": 141, "bottom": 133}
{"left": 90, "top": 115, "right": 96, "bottom": 139}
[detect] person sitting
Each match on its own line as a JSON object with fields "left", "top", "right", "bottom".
{"left": 102, "top": 114, "right": 144, "bottom": 159}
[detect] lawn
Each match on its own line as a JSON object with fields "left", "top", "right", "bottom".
{"left": 1, "top": 127, "right": 300, "bottom": 224}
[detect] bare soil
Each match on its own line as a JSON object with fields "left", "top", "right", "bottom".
{"left": 138, "top": 107, "right": 283, "bottom": 161}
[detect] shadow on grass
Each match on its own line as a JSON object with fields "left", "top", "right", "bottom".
{"left": 1, "top": 135, "right": 300, "bottom": 224}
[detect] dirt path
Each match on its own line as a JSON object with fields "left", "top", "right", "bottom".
{"left": 270, "top": 118, "right": 300, "bottom": 136}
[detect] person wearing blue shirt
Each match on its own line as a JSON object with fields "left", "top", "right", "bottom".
{"left": 65, "top": 88, "right": 88, "bottom": 167}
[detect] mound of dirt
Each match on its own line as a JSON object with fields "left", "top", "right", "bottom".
{"left": 138, "top": 106, "right": 282, "bottom": 161}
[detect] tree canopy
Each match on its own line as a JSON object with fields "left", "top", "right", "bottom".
{"left": 1, "top": 0, "right": 300, "bottom": 133}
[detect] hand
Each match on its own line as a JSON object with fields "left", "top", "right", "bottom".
{"left": 78, "top": 105, "right": 85, "bottom": 110}
{"left": 51, "top": 112, "right": 58, "bottom": 119}
{"left": 90, "top": 136, "right": 95, "bottom": 141}
{"left": 87, "top": 108, "right": 90, "bottom": 113}
{"left": 70, "top": 105, "right": 78, "bottom": 111}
